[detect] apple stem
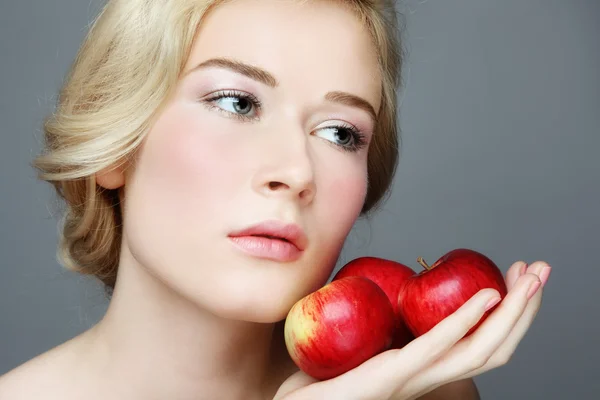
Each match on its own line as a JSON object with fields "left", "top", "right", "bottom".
{"left": 417, "top": 257, "right": 432, "bottom": 271}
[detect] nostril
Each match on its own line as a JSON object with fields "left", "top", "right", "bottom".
{"left": 268, "top": 181, "right": 285, "bottom": 190}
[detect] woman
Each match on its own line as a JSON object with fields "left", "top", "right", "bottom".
{"left": 0, "top": 0, "right": 550, "bottom": 398}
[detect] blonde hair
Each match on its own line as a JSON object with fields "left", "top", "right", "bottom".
{"left": 33, "top": 0, "right": 404, "bottom": 291}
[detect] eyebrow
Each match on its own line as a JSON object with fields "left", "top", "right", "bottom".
{"left": 324, "top": 91, "right": 377, "bottom": 124}
{"left": 190, "top": 57, "right": 279, "bottom": 87}
{"left": 187, "top": 57, "right": 378, "bottom": 123}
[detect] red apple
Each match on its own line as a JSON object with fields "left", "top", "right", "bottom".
{"left": 398, "top": 248, "right": 508, "bottom": 338}
{"left": 332, "top": 257, "right": 416, "bottom": 349}
{"left": 284, "top": 276, "right": 396, "bottom": 380}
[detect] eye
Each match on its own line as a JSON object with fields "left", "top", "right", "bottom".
{"left": 217, "top": 96, "right": 253, "bottom": 115}
{"left": 314, "top": 123, "right": 368, "bottom": 153}
{"left": 202, "top": 90, "right": 261, "bottom": 120}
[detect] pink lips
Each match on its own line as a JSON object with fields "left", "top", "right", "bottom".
{"left": 228, "top": 220, "right": 307, "bottom": 262}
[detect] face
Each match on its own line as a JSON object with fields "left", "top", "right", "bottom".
{"left": 121, "top": 0, "right": 382, "bottom": 322}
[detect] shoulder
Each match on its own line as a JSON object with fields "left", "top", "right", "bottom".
{"left": 417, "top": 379, "right": 481, "bottom": 400}
{"left": 0, "top": 335, "right": 94, "bottom": 400}
{"left": 0, "top": 352, "right": 63, "bottom": 399}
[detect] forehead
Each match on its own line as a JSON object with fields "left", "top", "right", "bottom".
{"left": 185, "top": 0, "right": 382, "bottom": 111}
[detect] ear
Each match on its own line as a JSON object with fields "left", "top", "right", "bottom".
{"left": 96, "top": 163, "right": 126, "bottom": 190}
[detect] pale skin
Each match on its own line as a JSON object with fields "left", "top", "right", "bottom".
{"left": 0, "top": 0, "right": 550, "bottom": 399}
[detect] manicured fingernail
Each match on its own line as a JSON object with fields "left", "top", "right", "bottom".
{"left": 484, "top": 297, "right": 501, "bottom": 312}
{"left": 519, "top": 263, "right": 528, "bottom": 276}
{"left": 539, "top": 266, "right": 552, "bottom": 287}
{"left": 526, "top": 280, "right": 542, "bottom": 300}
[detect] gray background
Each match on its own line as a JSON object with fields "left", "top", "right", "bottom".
{"left": 1, "top": 0, "right": 598, "bottom": 398}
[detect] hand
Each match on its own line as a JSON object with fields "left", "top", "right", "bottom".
{"left": 273, "top": 260, "right": 550, "bottom": 400}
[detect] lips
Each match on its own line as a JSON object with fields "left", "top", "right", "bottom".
{"left": 227, "top": 220, "right": 308, "bottom": 262}
{"left": 228, "top": 220, "right": 308, "bottom": 251}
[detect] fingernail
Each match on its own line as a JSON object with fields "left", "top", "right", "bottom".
{"left": 484, "top": 297, "right": 501, "bottom": 312}
{"left": 519, "top": 263, "right": 528, "bottom": 276}
{"left": 539, "top": 266, "right": 552, "bottom": 287}
{"left": 526, "top": 280, "right": 542, "bottom": 300}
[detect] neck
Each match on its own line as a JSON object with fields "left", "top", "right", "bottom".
{"left": 84, "top": 247, "right": 293, "bottom": 400}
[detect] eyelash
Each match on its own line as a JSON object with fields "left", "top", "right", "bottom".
{"left": 325, "top": 123, "right": 368, "bottom": 153}
{"left": 201, "top": 90, "right": 368, "bottom": 153}
{"left": 203, "top": 90, "right": 262, "bottom": 122}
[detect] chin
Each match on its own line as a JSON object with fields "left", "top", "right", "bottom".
{"left": 194, "top": 268, "right": 330, "bottom": 324}
{"left": 196, "top": 291, "right": 296, "bottom": 324}
{"left": 221, "top": 306, "right": 289, "bottom": 324}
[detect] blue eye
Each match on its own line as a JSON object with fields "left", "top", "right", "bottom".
{"left": 314, "top": 124, "right": 368, "bottom": 153}
{"left": 203, "top": 90, "right": 261, "bottom": 120}
{"left": 215, "top": 96, "right": 253, "bottom": 115}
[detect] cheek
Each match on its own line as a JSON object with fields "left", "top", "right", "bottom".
{"left": 306, "top": 161, "right": 367, "bottom": 269}
{"left": 322, "top": 165, "right": 368, "bottom": 226}
{"left": 131, "top": 105, "right": 243, "bottom": 218}
{"left": 287, "top": 166, "right": 367, "bottom": 299}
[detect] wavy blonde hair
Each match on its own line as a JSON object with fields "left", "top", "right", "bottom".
{"left": 33, "top": 0, "right": 404, "bottom": 292}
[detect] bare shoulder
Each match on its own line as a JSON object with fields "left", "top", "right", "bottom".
{"left": 0, "top": 334, "right": 95, "bottom": 400}
{"left": 0, "top": 348, "right": 68, "bottom": 399}
{"left": 417, "top": 378, "right": 481, "bottom": 400}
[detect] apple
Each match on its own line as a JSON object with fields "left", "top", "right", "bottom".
{"left": 332, "top": 257, "right": 416, "bottom": 349}
{"left": 397, "top": 248, "right": 508, "bottom": 338}
{"left": 284, "top": 276, "right": 396, "bottom": 380}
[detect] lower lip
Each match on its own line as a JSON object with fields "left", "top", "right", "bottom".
{"left": 228, "top": 236, "right": 303, "bottom": 262}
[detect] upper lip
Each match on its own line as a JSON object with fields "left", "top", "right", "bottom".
{"left": 228, "top": 220, "right": 308, "bottom": 251}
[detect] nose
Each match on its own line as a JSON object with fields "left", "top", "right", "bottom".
{"left": 252, "top": 125, "right": 316, "bottom": 206}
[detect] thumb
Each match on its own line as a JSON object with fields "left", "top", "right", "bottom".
{"left": 273, "top": 370, "right": 319, "bottom": 400}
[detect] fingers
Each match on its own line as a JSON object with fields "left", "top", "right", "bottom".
{"left": 399, "top": 271, "right": 541, "bottom": 395}
{"left": 506, "top": 260, "right": 528, "bottom": 290}
{"left": 387, "top": 288, "right": 502, "bottom": 377}
{"left": 458, "top": 261, "right": 551, "bottom": 378}
{"left": 315, "top": 288, "right": 501, "bottom": 400}
{"left": 452, "top": 272, "right": 541, "bottom": 367}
